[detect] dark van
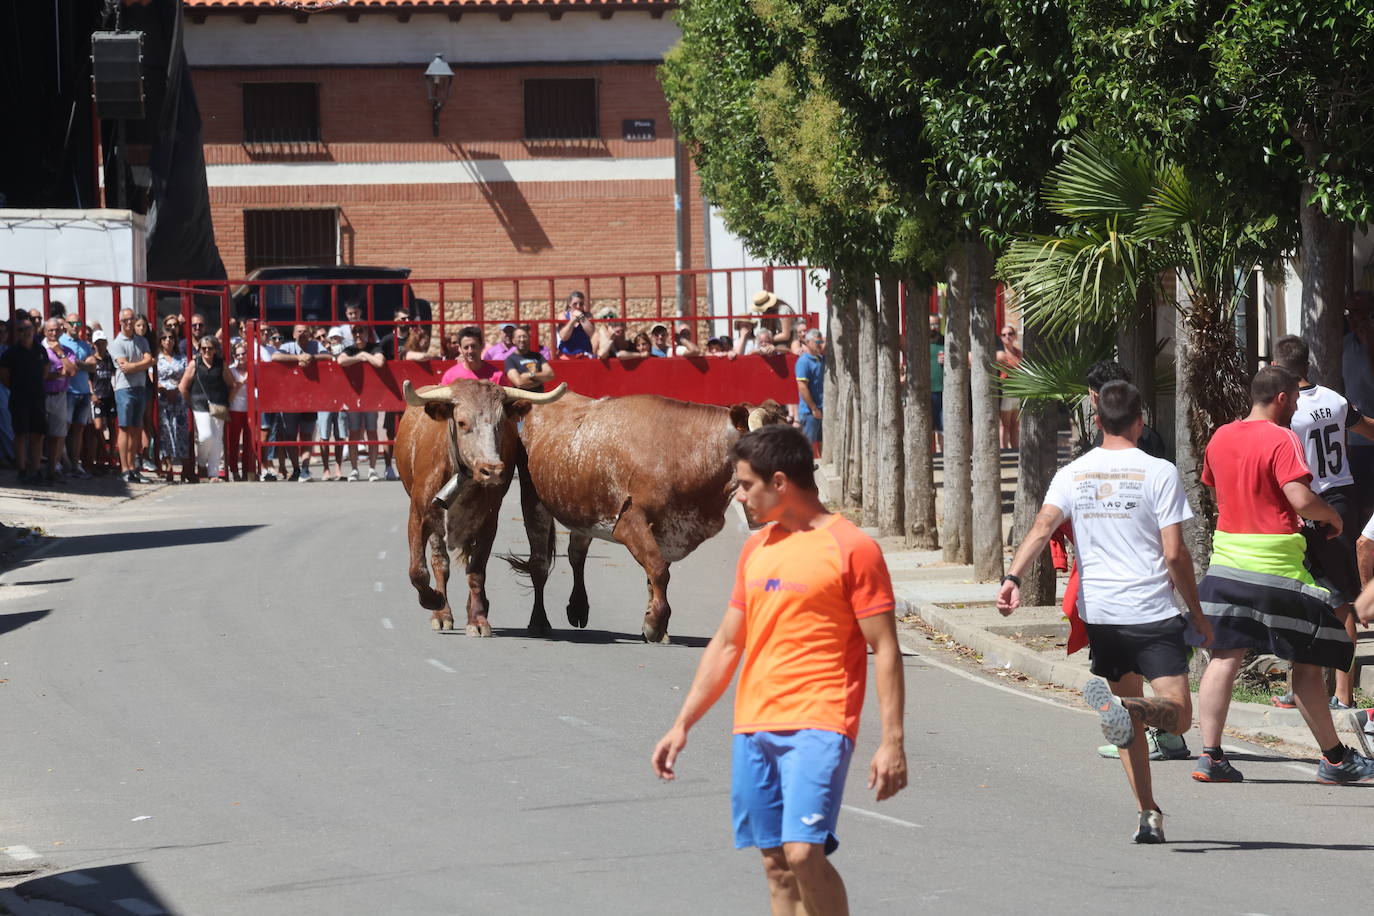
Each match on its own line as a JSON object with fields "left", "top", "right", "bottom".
{"left": 230, "top": 265, "right": 432, "bottom": 329}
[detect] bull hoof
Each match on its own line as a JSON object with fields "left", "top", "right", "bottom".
{"left": 527, "top": 619, "right": 553, "bottom": 638}
{"left": 432, "top": 615, "right": 454, "bottom": 631}
{"left": 642, "top": 623, "right": 670, "bottom": 645}
{"left": 566, "top": 605, "right": 590, "bottom": 629}
{"left": 465, "top": 622, "right": 493, "bottom": 638}
{"left": 418, "top": 588, "right": 446, "bottom": 612}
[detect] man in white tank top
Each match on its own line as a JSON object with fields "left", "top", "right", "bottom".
{"left": 1273, "top": 335, "right": 1374, "bottom": 709}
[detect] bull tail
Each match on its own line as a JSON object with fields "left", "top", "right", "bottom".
{"left": 501, "top": 552, "right": 540, "bottom": 579}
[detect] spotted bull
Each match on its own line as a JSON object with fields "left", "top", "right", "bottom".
{"left": 511, "top": 393, "right": 785, "bottom": 642}
{"left": 394, "top": 378, "right": 567, "bottom": 635}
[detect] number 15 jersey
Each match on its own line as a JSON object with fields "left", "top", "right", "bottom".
{"left": 1292, "top": 384, "right": 1362, "bottom": 493}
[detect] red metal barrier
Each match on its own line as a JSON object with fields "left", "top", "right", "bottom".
{"left": 253, "top": 352, "right": 801, "bottom": 414}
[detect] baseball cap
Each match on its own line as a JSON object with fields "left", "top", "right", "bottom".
{"left": 501, "top": 323, "right": 515, "bottom": 332}
{"left": 650, "top": 323, "right": 667, "bottom": 334}
{"left": 328, "top": 325, "right": 347, "bottom": 340}
{"left": 92, "top": 329, "right": 108, "bottom": 342}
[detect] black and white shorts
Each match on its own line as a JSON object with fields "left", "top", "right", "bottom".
{"left": 1084, "top": 615, "right": 1190, "bottom": 682}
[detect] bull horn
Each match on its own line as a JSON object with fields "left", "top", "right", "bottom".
{"left": 748, "top": 407, "right": 768, "bottom": 430}
{"left": 403, "top": 379, "right": 454, "bottom": 407}
{"left": 500, "top": 382, "right": 568, "bottom": 405}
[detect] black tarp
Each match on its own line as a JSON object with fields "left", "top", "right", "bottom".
{"left": 0, "top": 0, "right": 224, "bottom": 283}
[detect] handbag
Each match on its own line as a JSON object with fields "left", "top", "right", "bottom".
{"left": 195, "top": 364, "right": 231, "bottom": 421}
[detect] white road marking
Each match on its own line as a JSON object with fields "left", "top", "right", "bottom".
{"left": 2, "top": 845, "right": 40, "bottom": 862}
{"left": 842, "top": 805, "right": 923, "bottom": 829}
{"left": 427, "top": 659, "right": 456, "bottom": 674}
{"left": 114, "top": 899, "right": 167, "bottom": 915}
{"left": 382, "top": 618, "right": 395, "bottom": 630}
{"left": 377, "top": 551, "right": 387, "bottom": 560}
{"left": 57, "top": 873, "right": 99, "bottom": 887}
{"left": 898, "top": 636, "right": 1090, "bottom": 714}
{"left": 130, "top": 815, "right": 152, "bottom": 822}
{"left": 374, "top": 581, "right": 384, "bottom": 593}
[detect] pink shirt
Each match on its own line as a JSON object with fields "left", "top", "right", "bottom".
{"left": 441, "top": 361, "right": 505, "bottom": 385}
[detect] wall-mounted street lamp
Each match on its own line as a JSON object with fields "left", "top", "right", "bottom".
{"left": 424, "top": 53, "right": 454, "bottom": 138}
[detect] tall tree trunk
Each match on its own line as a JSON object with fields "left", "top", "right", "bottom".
{"left": 856, "top": 274, "right": 879, "bottom": 526}
{"left": 822, "top": 273, "right": 845, "bottom": 486}
{"left": 876, "top": 275, "right": 904, "bottom": 536}
{"left": 1116, "top": 286, "right": 1158, "bottom": 431}
{"left": 1014, "top": 316, "right": 1058, "bottom": 606}
{"left": 942, "top": 249, "right": 973, "bottom": 564}
{"left": 968, "top": 240, "right": 1004, "bottom": 582}
{"left": 1174, "top": 309, "right": 1212, "bottom": 570}
{"left": 903, "top": 280, "right": 938, "bottom": 549}
{"left": 836, "top": 282, "right": 863, "bottom": 508}
{"left": 1299, "top": 180, "right": 1349, "bottom": 391}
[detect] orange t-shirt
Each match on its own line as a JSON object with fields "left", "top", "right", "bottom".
{"left": 730, "top": 515, "right": 896, "bottom": 741}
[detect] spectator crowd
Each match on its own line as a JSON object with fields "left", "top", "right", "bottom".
{"left": 0, "top": 289, "right": 826, "bottom": 485}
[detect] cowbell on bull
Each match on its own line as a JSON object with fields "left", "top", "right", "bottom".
{"left": 395, "top": 378, "right": 567, "bottom": 636}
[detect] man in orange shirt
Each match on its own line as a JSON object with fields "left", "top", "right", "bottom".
{"left": 651, "top": 425, "right": 907, "bottom": 916}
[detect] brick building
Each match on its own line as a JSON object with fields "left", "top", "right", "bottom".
{"left": 182, "top": 0, "right": 703, "bottom": 291}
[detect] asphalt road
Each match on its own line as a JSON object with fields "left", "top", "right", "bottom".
{"left": 2, "top": 482, "right": 1372, "bottom": 915}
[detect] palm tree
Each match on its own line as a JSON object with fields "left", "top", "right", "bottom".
{"left": 998, "top": 136, "right": 1277, "bottom": 539}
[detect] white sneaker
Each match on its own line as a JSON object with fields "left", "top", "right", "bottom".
{"left": 1133, "top": 809, "right": 1165, "bottom": 844}
{"left": 299, "top": 467, "right": 313, "bottom": 482}
{"left": 346, "top": 469, "right": 359, "bottom": 482}
{"left": 367, "top": 468, "right": 380, "bottom": 482}
{"left": 384, "top": 465, "right": 398, "bottom": 482}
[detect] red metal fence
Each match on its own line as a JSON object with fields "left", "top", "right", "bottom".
{"left": 3, "top": 265, "right": 824, "bottom": 477}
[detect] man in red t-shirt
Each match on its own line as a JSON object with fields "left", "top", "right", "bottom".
{"left": 651, "top": 425, "right": 907, "bottom": 915}
{"left": 1188, "top": 366, "right": 1372, "bottom": 784}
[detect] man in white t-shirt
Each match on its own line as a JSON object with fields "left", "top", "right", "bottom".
{"left": 1273, "top": 335, "right": 1374, "bottom": 709}
{"left": 998, "top": 381, "right": 1213, "bottom": 844}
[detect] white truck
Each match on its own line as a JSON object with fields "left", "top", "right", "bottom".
{"left": 0, "top": 209, "right": 147, "bottom": 327}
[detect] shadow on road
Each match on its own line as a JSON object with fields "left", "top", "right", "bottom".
{"left": 9, "top": 577, "right": 73, "bottom": 586}
{"left": 13, "top": 862, "right": 181, "bottom": 914}
{"left": 40, "top": 525, "right": 265, "bottom": 559}
{"left": 480, "top": 626, "right": 711, "bottom": 647}
{"left": 1171, "top": 839, "right": 1374, "bottom": 853}
{"left": 0, "top": 609, "right": 51, "bottom": 636}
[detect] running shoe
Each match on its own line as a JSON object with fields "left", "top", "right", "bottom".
{"left": 1330, "top": 696, "right": 1353, "bottom": 711}
{"left": 1347, "top": 709, "right": 1374, "bottom": 759}
{"left": 260, "top": 470, "right": 278, "bottom": 482}
{"left": 367, "top": 468, "right": 380, "bottom": 482}
{"left": 1084, "top": 677, "right": 1135, "bottom": 748}
{"left": 1271, "top": 692, "right": 1297, "bottom": 709}
{"left": 346, "top": 469, "right": 359, "bottom": 482}
{"left": 1191, "top": 754, "right": 1244, "bottom": 783}
{"left": 1097, "top": 728, "right": 1191, "bottom": 761}
{"left": 1316, "top": 748, "right": 1374, "bottom": 785}
{"left": 1133, "top": 809, "right": 1165, "bottom": 844}
{"left": 298, "top": 467, "right": 313, "bottom": 483}
{"left": 384, "top": 465, "right": 398, "bottom": 482}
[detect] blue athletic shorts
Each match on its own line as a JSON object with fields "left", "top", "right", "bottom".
{"left": 800, "top": 416, "right": 822, "bottom": 444}
{"left": 114, "top": 386, "right": 148, "bottom": 428}
{"left": 731, "top": 729, "right": 853, "bottom": 850}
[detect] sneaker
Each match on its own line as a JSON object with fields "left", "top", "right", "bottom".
{"left": 1316, "top": 747, "right": 1374, "bottom": 785}
{"left": 1191, "top": 753, "right": 1244, "bottom": 783}
{"left": 260, "top": 470, "right": 278, "bottom": 482}
{"left": 1330, "top": 696, "right": 1353, "bottom": 711}
{"left": 1346, "top": 709, "right": 1374, "bottom": 759}
{"left": 1100, "top": 727, "right": 1190, "bottom": 760}
{"left": 1084, "top": 677, "right": 1135, "bottom": 748}
{"left": 384, "top": 465, "right": 398, "bottom": 481}
{"left": 298, "top": 467, "right": 313, "bottom": 482}
{"left": 71, "top": 465, "right": 92, "bottom": 480}
{"left": 347, "top": 468, "right": 360, "bottom": 482}
{"left": 288, "top": 468, "right": 300, "bottom": 482}
{"left": 367, "top": 468, "right": 380, "bottom": 482}
{"left": 1271, "top": 692, "right": 1297, "bottom": 709}
{"left": 1133, "top": 809, "right": 1165, "bottom": 844}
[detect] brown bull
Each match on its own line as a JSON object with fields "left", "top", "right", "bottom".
{"left": 395, "top": 378, "right": 566, "bottom": 636}
{"left": 513, "top": 393, "right": 785, "bottom": 642}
